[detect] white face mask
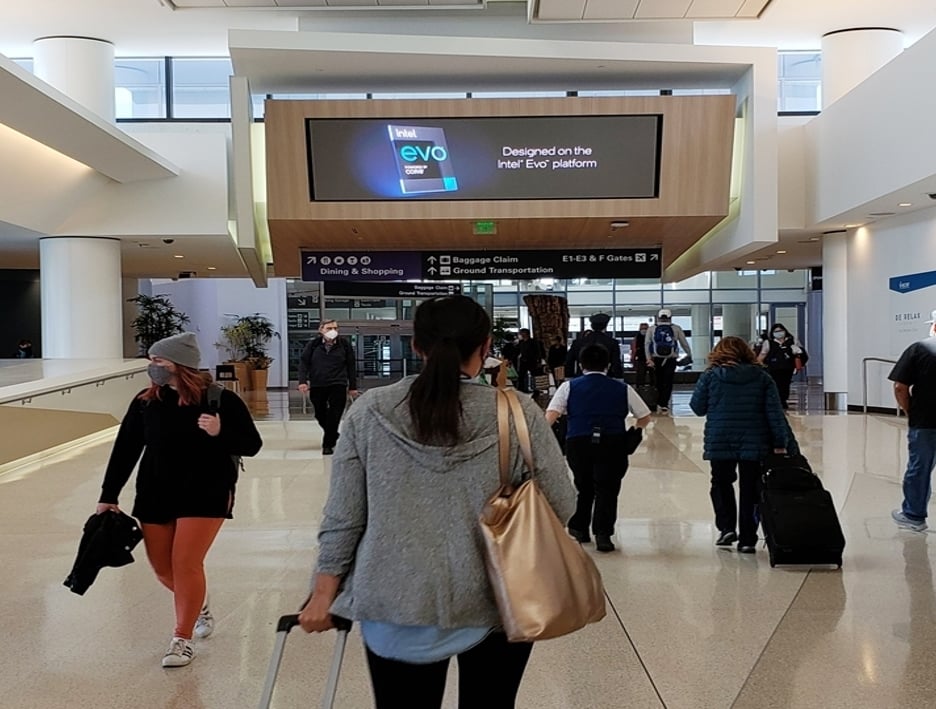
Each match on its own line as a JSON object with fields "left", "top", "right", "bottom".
{"left": 323, "top": 330, "right": 339, "bottom": 341}
{"left": 773, "top": 331, "right": 785, "bottom": 340}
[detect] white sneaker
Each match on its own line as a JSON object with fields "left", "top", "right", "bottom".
{"left": 194, "top": 603, "right": 214, "bottom": 639}
{"left": 162, "top": 636, "right": 195, "bottom": 668}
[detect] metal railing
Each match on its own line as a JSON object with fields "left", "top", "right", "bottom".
{"left": 861, "top": 357, "right": 902, "bottom": 415}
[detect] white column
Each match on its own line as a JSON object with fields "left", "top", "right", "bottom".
{"left": 822, "top": 232, "right": 848, "bottom": 410}
{"left": 821, "top": 28, "right": 903, "bottom": 109}
{"left": 40, "top": 237, "right": 123, "bottom": 359}
{"left": 33, "top": 36, "right": 115, "bottom": 122}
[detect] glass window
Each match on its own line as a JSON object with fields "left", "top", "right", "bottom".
{"left": 760, "top": 269, "right": 807, "bottom": 288}
{"left": 115, "top": 58, "right": 167, "bottom": 119}
{"left": 778, "top": 51, "right": 822, "bottom": 112}
{"left": 271, "top": 92, "right": 369, "bottom": 100}
{"left": 470, "top": 91, "right": 568, "bottom": 99}
{"left": 371, "top": 92, "right": 467, "bottom": 100}
{"left": 667, "top": 272, "right": 711, "bottom": 290}
{"left": 713, "top": 270, "right": 758, "bottom": 288}
{"left": 171, "top": 58, "right": 233, "bottom": 119}
{"left": 11, "top": 58, "right": 33, "bottom": 73}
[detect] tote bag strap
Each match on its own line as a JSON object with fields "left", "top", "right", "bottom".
{"left": 496, "top": 388, "right": 535, "bottom": 489}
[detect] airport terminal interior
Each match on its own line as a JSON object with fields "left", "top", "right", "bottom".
{"left": 3, "top": 1, "right": 936, "bottom": 707}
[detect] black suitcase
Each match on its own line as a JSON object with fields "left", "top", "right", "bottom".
{"left": 760, "top": 455, "right": 845, "bottom": 568}
{"left": 634, "top": 369, "right": 659, "bottom": 412}
{"left": 257, "top": 614, "right": 351, "bottom": 709}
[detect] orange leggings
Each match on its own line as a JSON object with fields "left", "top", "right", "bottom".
{"left": 142, "top": 517, "right": 225, "bottom": 639}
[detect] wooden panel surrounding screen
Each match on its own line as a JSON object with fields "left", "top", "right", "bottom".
{"left": 264, "top": 96, "right": 736, "bottom": 275}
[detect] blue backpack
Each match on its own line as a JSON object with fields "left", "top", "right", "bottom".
{"left": 652, "top": 325, "right": 676, "bottom": 357}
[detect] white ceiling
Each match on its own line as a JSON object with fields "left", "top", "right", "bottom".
{"left": 0, "top": 0, "right": 935, "bottom": 57}
{"left": 534, "top": 0, "right": 769, "bottom": 22}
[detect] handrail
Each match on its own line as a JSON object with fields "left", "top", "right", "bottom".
{"left": 861, "top": 356, "right": 901, "bottom": 415}
{"left": 0, "top": 362, "right": 149, "bottom": 406}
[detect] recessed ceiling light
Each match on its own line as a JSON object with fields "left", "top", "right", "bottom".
{"left": 776, "top": 250, "right": 787, "bottom": 254}
{"left": 207, "top": 266, "right": 217, "bottom": 271}
{"left": 174, "top": 254, "right": 184, "bottom": 259}
{"left": 899, "top": 202, "right": 912, "bottom": 207}
{"left": 746, "top": 260, "right": 756, "bottom": 265}
{"left": 610, "top": 221, "right": 629, "bottom": 229}
{"left": 844, "top": 224, "right": 863, "bottom": 228}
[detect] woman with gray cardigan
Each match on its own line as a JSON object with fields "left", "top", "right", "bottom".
{"left": 299, "top": 296, "right": 576, "bottom": 709}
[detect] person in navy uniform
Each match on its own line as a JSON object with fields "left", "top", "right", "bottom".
{"left": 546, "top": 343, "right": 651, "bottom": 552}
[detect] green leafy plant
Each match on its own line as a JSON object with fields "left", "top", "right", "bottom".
{"left": 127, "top": 294, "right": 190, "bottom": 356}
{"left": 217, "top": 313, "right": 279, "bottom": 369}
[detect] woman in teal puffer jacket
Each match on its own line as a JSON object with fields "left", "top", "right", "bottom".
{"left": 690, "top": 336, "right": 793, "bottom": 554}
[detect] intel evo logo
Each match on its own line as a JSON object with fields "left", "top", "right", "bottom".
{"left": 399, "top": 144, "right": 449, "bottom": 162}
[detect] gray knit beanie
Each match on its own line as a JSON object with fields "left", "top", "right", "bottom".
{"left": 148, "top": 332, "right": 201, "bottom": 370}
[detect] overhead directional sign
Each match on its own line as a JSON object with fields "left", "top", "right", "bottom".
{"left": 421, "top": 248, "right": 661, "bottom": 280}
{"left": 301, "top": 248, "right": 661, "bottom": 281}
{"left": 324, "top": 281, "right": 462, "bottom": 298}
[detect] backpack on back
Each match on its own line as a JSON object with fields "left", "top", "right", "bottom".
{"left": 207, "top": 383, "right": 244, "bottom": 472}
{"left": 652, "top": 324, "right": 676, "bottom": 357}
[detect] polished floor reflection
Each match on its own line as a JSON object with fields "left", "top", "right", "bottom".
{"left": 2, "top": 385, "right": 934, "bottom": 708}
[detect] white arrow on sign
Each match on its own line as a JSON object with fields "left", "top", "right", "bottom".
{"left": 427, "top": 256, "right": 437, "bottom": 263}
{"left": 650, "top": 253, "right": 660, "bottom": 261}
{"left": 427, "top": 267, "right": 438, "bottom": 274}
{"left": 306, "top": 256, "right": 317, "bottom": 264}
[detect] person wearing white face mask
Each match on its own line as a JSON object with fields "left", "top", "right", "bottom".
{"left": 298, "top": 319, "right": 358, "bottom": 455}
{"left": 757, "top": 323, "right": 806, "bottom": 410}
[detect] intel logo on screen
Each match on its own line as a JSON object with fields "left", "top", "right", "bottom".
{"left": 399, "top": 144, "right": 449, "bottom": 162}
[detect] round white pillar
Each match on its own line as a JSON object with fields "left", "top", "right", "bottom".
{"left": 821, "top": 28, "right": 903, "bottom": 109}
{"left": 33, "top": 36, "right": 115, "bottom": 122}
{"left": 40, "top": 237, "right": 124, "bottom": 359}
{"left": 821, "top": 232, "right": 848, "bottom": 410}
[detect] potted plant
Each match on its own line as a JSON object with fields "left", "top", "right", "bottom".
{"left": 240, "top": 314, "right": 279, "bottom": 391}
{"left": 217, "top": 319, "right": 253, "bottom": 391}
{"left": 127, "top": 294, "right": 190, "bottom": 357}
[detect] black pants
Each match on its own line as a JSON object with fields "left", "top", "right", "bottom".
{"left": 768, "top": 367, "right": 794, "bottom": 409}
{"left": 652, "top": 357, "right": 678, "bottom": 409}
{"left": 365, "top": 633, "right": 533, "bottom": 709}
{"left": 566, "top": 435, "right": 629, "bottom": 537}
{"left": 710, "top": 459, "right": 762, "bottom": 547}
{"left": 516, "top": 363, "right": 534, "bottom": 393}
{"left": 634, "top": 358, "right": 648, "bottom": 386}
{"left": 308, "top": 384, "right": 347, "bottom": 448}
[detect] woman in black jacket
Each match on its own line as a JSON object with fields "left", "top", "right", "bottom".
{"left": 757, "top": 323, "right": 805, "bottom": 410}
{"left": 95, "top": 332, "right": 262, "bottom": 668}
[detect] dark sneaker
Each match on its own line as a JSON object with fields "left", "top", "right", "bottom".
{"left": 568, "top": 528, "right": 591, "bottom": 544}
{"left": 715, "top": 531, "right": 738, "bottom": 547}
{"left": 595, "top": 535, "right": 615, "bottom": 553}
{"left": 738, "top": 545, "right": 756, "bottom": 554}
{"left": 322, "top": 446, "right": 334, "bottom": 455}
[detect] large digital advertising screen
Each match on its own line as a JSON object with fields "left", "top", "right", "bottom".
{"left": 305, "top": 115, "right": 662, "bottom": 201}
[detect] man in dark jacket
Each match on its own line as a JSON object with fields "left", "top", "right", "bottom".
{"left": 515, "top": 328, "right": 545, "bottom": 393}
{"left": 298, "top": 319, "right": 358, "bottom": 455}
{"left": 565, "top": 313, "right": 623, "bottom": 379}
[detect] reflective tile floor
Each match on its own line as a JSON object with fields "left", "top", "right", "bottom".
{"left": 2, "top": 384, "right": 934, "bottom": 708}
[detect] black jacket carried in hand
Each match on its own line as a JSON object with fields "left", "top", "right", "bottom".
{"left": 64, "top": 510, "right": 143, "bottom": 596}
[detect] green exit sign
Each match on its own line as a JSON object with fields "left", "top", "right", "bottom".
{"left": 473, "top": 221, "right": 497, "bottom": 235}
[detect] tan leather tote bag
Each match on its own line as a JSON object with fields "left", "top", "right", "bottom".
{"left": 480, "top": 388, "right": 606, "bottom": 642}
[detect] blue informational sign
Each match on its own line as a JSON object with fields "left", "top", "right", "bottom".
{"left": 889, "top": 269, "right": 936, "bottom": 294}
{"left": 301, "top": 248, "right": 662, "bottom": 281}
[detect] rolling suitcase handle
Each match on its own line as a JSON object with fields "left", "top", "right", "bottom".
{"left": 257, "top": 614, "right": 352, "bottom": 709}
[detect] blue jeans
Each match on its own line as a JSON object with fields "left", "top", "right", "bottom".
{"left": 902, "top": 427, "right": 936, "bottom": 522}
